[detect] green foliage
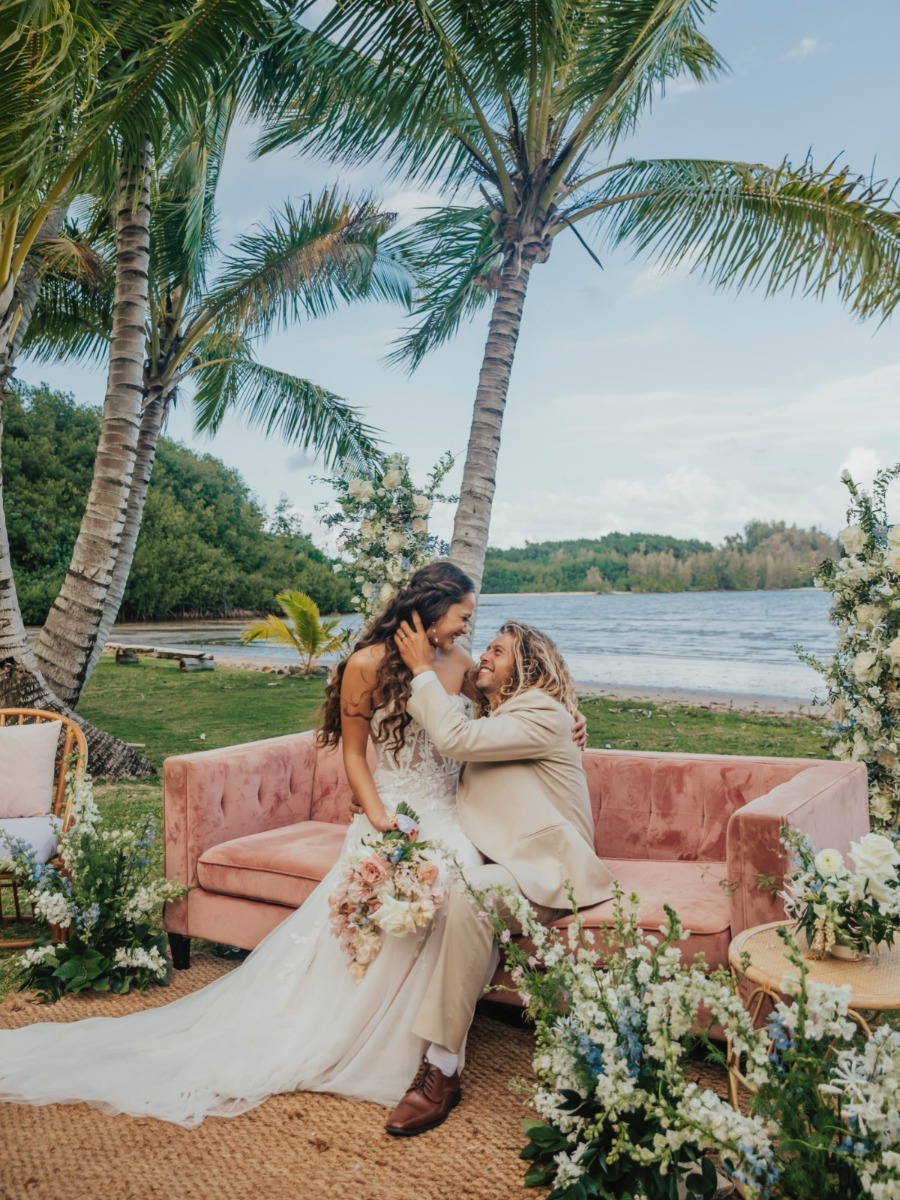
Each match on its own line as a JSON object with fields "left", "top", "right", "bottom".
{"left": 241, "top": 589, "right": 350, "bottom": 674}
{"left": 482, "top": 524, "right": 837, "bottom": 594}
{"left": 4, "top": 382, "right": 352, "bottom": 621}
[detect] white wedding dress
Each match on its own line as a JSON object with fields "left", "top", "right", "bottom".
{"left": 0, "top": 702, "right": 482, "bottom": 1127}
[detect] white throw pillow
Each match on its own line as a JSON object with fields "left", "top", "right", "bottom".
{"left": 0, "top": 816, "right": 61, "bottom": 865}
{"left": 0, "top": 721, "right": 61, "bottom": 818}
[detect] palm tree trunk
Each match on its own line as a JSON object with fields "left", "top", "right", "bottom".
{"left": 0, "top": 400, "right": 154, "bottom": 778}
{"left": 34, "top": 148, "right": 151, "bottom": 705}
{"left": 449, "top": 253, "right": 536, "bottom": 597}
{"left": 79, "top": 380, "right": 170, "bottom": 696}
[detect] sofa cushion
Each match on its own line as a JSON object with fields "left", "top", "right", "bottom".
{"left": 0, "top": 721, "right": 60, "bottom": 818}
{"left": 0, "top": 816, "right": 61, "bottom": 865}
{"left": 197, "top": 821, "right": 346, "bottom": 908}
{"left": 554, "top": 858, "right": 732, "bottom": 969}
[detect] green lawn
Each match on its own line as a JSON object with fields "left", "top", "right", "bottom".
{"left": 0, "top": 658, "right": 830, "bottom": 997}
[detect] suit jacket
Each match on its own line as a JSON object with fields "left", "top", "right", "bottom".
{"left": 407, "top": 675, "right": 614, "bottom": 910}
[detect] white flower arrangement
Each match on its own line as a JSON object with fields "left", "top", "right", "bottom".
{"left": 317, "top": 451, "right": 456, "bottom": 621}
{"left": 2, "top": 761, "right": 187, "bottom": 1001}
{"left": 781, "top": 826, "right": 900, "bottom": 957}
{"left": 483, "top": 883, "right": 900, "bottom": 1200}
{"left": 801, "top": 465, "right": 900, "bottom": 830}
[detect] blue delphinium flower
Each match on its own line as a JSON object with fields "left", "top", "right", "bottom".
{"left": 765, "top": 1011, "right": 792, "bottom": 1075}
{"left": 574, "top": 1032, "right": 604, "bottom": 1077}
{"left": 616, "top": 995, "right": 643, "bottom": 1078}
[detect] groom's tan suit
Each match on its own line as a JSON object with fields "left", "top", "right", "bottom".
{"left": 407, "top": 674, "right": 614, "bottom": 1053}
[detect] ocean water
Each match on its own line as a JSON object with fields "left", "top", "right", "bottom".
{"left": 111, "top": 588, "right": 836, "bottom": 702}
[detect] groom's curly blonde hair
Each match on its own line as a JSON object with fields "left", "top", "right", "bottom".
{"left": 484, "top": 621, "right": 578, "bottom": 715}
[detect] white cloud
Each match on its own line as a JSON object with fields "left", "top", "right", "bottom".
{"left": 839, "top": 446, "right": 884, "bottom": 488}
{"left": 783, "top": 36, "right": 823, "bottom": 62}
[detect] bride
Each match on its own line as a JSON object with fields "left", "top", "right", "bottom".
{"left": 0, "top": 562, "right": 484, "bottom": 1127}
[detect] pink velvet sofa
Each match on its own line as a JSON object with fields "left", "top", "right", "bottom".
{"left": 163, "top": 732, "right": 868, "bottom": 990}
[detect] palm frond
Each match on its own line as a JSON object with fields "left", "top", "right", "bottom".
{"left": 240, "top": 613, "right": 299, "bottom": 649}
{"left": 189, "top": 338, "right": 384, "bottom": 473}
{"left": 564, "top": 156, "right": 900, "bottom": 320}
{"left": 387, "top": 204, "right": 499, "bottom": 369}
{"left": 557, "top": 0, "right": 725, "bottom": 147}
{"left": 190, "top": 192, "right": 408, "bottom": 340}
{"left": 276, "top": 589, "right": 322, "bottom": 648}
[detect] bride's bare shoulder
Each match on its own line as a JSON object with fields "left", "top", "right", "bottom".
{"left": 342, "top": 643, "right": 387, "bottom": 686}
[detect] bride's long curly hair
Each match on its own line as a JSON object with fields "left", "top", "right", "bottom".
{"left": 317, "top": 561, "right": 475, "bottom": 757}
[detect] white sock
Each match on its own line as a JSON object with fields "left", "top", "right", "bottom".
{"left": 426, "top": 1043, "right": 459, "bottom": 1076}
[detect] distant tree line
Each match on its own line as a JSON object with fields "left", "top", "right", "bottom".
{"left": 482, "top": 523, "right": 837, "bottom": 594}
{"left": 6, "top": 384, "right": 351, "bottom": 623}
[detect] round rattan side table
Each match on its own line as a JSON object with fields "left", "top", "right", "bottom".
{"left": 726, "top": 920, "right": 900, "bottom": 1109}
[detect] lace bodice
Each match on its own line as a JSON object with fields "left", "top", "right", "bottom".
{"left": 370, "top": 696, "right": 464, "bottom": 816}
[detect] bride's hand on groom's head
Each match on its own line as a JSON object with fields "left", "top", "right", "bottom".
{"left": 395, "top": 611, "right": 436, "bottom": 675}
{"left": 572, "top": 709, "right": 588, "bottom": 751}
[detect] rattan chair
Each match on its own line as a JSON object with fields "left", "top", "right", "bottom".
{"left": 0, "top": 708, "right": 88, "bottom": 950}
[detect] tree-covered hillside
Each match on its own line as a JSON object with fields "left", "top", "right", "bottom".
{"left": 482, "top": 523, "right": 837, "bottom": 594}
{"left": 6, "top": 384, "right": 351, "bottom": 622}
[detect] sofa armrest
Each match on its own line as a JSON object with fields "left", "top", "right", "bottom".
{"left": 726, "top": 760, "right": 869, "bottom": 936}
{"left": 164, "top": 730, "right": 319, "bottom": 889}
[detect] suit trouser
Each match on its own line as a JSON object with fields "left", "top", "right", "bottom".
{"left": 411, "top": 863, "right": 565, "bottom": 1055}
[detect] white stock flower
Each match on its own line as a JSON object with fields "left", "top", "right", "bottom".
{"left": 840, "top": 524, "right": 869, "bottom": 555}
{"left": 815, "top": 848, "right": 845, "bottom": 876}
{"left": 853, "top": 650, "right": 882, "bottom": 685}
{"left": 348, "top": 478, "right": 375, "bottom": 502}
{"left": 852, "top": 730, "right": 871, "bottom": 761}
{"left": 381, "top": 469, "right": 404, "bottom": 491}
{"left": 411, "top": 494, "right": 432, "bottom": 517}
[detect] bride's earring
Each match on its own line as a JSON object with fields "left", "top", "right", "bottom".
{"left": 428, "top": 625, "right": 439, "bottom": 647}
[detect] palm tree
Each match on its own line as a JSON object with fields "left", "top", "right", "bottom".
{"left": 257, "top": 0, "right": 900, "bottom": 595}
{"left": 24, "top": 98, "right": 407, "bottom": 712}
{"left": 240, "top": 590, "right": 349, "bottom": 675}
{"left": 0, "top": 0, "right": 286, "bottom": 774}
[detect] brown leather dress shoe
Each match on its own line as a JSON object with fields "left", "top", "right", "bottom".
{"left": 385, "top": 1058, "right": 461, "bottom": 1136}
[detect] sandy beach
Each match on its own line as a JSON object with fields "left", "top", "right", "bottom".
{"left": 179, "top": 648, "right": 824, "bottom": 719}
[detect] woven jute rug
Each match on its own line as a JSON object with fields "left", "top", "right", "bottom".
{"left": 0, "top": 956, "right": 730, "bottom": 1200}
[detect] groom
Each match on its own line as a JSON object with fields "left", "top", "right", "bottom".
{"left": 385, "top": 617, "right": 614, "bottom": 1136}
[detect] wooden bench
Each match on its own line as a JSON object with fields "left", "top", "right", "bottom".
{"left": 105, "top": 643, "right": 215, "bottom": 672}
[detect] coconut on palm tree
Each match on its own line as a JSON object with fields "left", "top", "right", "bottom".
{"left": 257, "top": 0, "right": 900, "bottom": 596}
{"left": 241, "top": 590, "right": 350, "bottom": 675}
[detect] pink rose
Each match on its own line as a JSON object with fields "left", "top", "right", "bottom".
{"left": 347, "top": 879, "right": 375, "bottom": 906}
{"left": 359, "top": 855, "right": 392, "bottom": 886}
{"left": 417, "top": 862, "right": 439, "bottom": 887}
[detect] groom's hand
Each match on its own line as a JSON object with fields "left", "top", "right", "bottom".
{"left": 572, "top": 709, "right": 588, "bottom": 751}
{"left": 395, "top": 611, "right": 437, "bottom": 675}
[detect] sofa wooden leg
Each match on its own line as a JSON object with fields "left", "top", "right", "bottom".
{"left": 168, "top": 933, "right": 191, "bottom": 970}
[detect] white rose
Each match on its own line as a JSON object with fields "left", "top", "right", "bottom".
{"left": 839, "top": 524, "right": 868, "bottom": 555}
{"left": 385, "top": 530, "right": 406, "bottom": 553}
{"left": 385, "top": 452, "right": 405, "bottom": 470}
{"left": 887, "top": 637, "right": 900, "bottom": 668}
{"left": 854, "top": 603, "right": 886, "bottom": 629}
{"left": 387, "top": 559, "right": 405, "bottom": 582}
{"left": 850, "top": 832, "right": 900, "bottom": 884}
{"left": 852, "top": 649, "right": 881, "bottom": 684}
{"left": 359, "top": 520, "right": 377, "bottom": 539}
{"left": 884, "top": 547, "right": 900, "bottom": 574}
{"left": 375, "top": 894, "right": 419, "bottom": 937}
{"left": 411, "top": 518, "right": 427, "bottom": 534}
{"left": 888, "top": 525, "right": 900, "bottom": 549}
{"left": 378, "top": 582, "right": 396, "bottom": 605}
{"left": 411, "top": 494, "right": 433, "bottom": 517}
{"left": 814, "top": 848, "right": 844, "bottom": 876}
{"left": 381, "top": 469, "right": 404, "bottom": 491}
{"left": 348, "top": 478, "right": 375, "bottom": 502}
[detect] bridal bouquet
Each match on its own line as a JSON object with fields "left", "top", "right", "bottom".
{"left": 328, "top": 802, "right": 450, "bottom": 978}
{"left": 781, "top": 825, "right": 900, "bottom": 957}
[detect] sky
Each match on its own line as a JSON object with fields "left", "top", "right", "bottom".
{"left": 21, "top": 0, "right": 900, "bottom": 551}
